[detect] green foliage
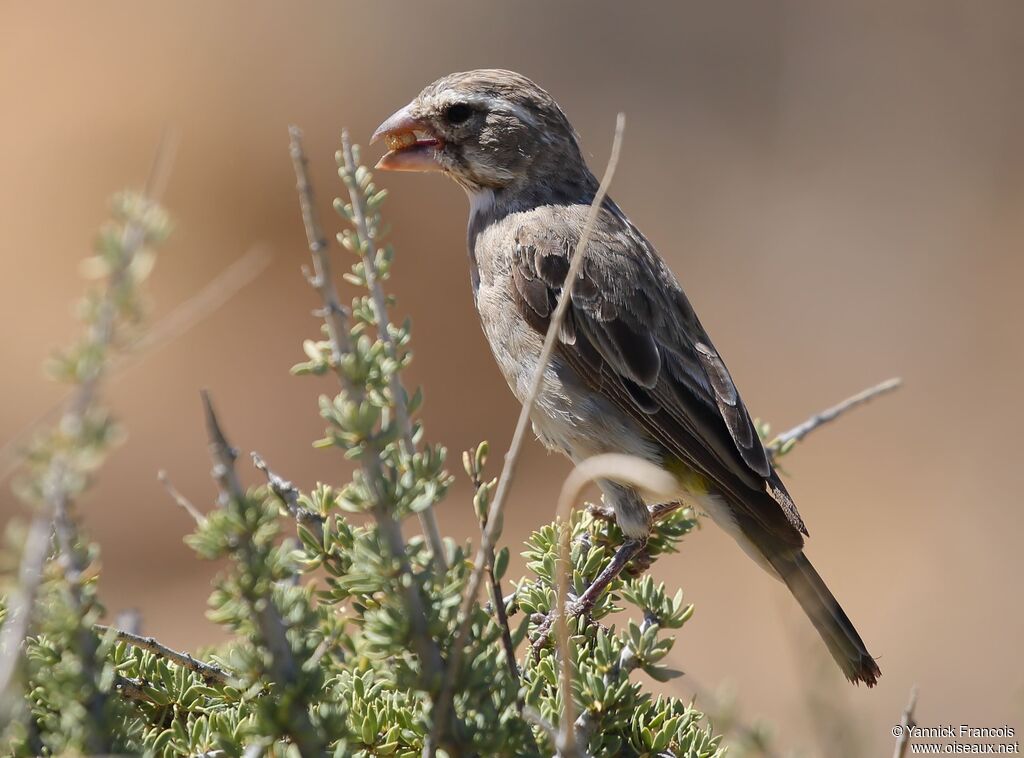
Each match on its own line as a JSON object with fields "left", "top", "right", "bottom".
{"left": 1, "top": 137, "right": 727, "bottom": 757}
{"left": 2, "top": 190, "right": 170, "bottom": 755}
{"left": 516, "top": 507, "right": 722, "bottom": 756}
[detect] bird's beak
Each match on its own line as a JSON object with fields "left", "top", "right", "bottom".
{"left": 371, "top": 103, "right": 444, "bottom": 173}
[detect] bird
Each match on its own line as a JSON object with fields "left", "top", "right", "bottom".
{"left": 371, "top": 69, "right": 880, "bottom": 686}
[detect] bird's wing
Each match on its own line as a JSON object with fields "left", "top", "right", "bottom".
{"left": 510, "top": 203, "right": 807, "bottom": 543}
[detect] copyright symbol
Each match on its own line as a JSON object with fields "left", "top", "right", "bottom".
{"left": 892, "top": 725, "right": 904, "bottom": 737}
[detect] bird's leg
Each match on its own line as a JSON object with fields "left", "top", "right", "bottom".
{"left": 619, "top": 501, "right": 689, "bottom": 576}
{"left": 531, "top": 536, "right": 648, "bottom": 650}
{"left": 532, "top": 483, "right": 652, "bottom": 650}
{"left": 570, "top": 536, "right": 647, "bottom": 614}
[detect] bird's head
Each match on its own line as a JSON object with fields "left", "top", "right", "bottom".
{"left": 372, "top": 69, "right": 588, "bottom": 195}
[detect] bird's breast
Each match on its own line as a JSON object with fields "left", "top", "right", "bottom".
{"left": 470, "top": 223, "right": 658, "bottom": 465}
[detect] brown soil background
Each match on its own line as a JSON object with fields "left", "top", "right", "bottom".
{"left": 2, "top": 3, "right": 1022, "bottom": 754}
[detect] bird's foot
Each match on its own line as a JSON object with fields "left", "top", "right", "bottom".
{"left": 529, "top": 536, "right": 647, "bottom": 653}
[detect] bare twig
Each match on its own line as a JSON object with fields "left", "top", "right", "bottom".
{"left": 251, "top": 452, "right": 324, "bottom": 530}
{"left": 0, "top": 246, "right": 272, "bottom": 486}
{"left": 0, "top": 517, "right": 52, "bottom": 707}
{"left": 287, "top": 127, "right": 349, "bottom": 364}
{"left": 95, "top": 624, "right": 231, "bottom": 686}
{"left": 158, "top": 469, "right": 205, "bottom": 524}
{"left": 287, "top": 128, "right": 442, "bottom": 682}
{"left": 200, "top": 392, "right": 324, "bottom": 756}
{"left": 143, "top": 125, "right": 179, "bottom": 203}
{"left": 465, "top": 452, "right": 519, "bottom": 684}
{"left": 767, "top": 377, "right": 902, "bottom": 455}
{"left": 339, "top": 130, "right": 447, "bottom": 572}
{"left": 201, "top": 392, "right": 249, "bottom": 506}
{"left": 893, "top": 685, "right": 919, "bottom": 758}
{"left": 488, "top": 559, "right": 519, "bottom": 684}
{"left": 427, "top": 113, "right": 626, "bottom": 758}
{"left": 551, "top": 454, "right": 675, "bottom": 758}
{"left": 132, "top": 246, "right": 272, "bottom": 358}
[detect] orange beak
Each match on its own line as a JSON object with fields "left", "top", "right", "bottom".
{"left": 371, "top": 103, "right": 444, "bottom": 172}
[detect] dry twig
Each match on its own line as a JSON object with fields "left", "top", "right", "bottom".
{"left": 95, "top": 624, "right": 231, "bottom": 686}
{"left": 0, "top": 518, "right": 52, "bottom": 707}
{"left": 893, "top": 685, "right": 919, "bottom": 758}
{"left": 464, "top": 450, "right": 519, "bottom": 684}
{"left": 426, "top": 113, "right": 626, "bottom": 758}
{"left": 0, "top": 246, "right": 272, "bottom": 486}
{"left": 200, "top": 392, "right": 324, "bottom": 756}
{"left": 158, "top": 469, "right": 205, "bottom": 525}
{"left": 251, "top": 452, "right": 324, "bottom": 530}
{"left": 767, "top": 377, "right": 902, "bottom": 455}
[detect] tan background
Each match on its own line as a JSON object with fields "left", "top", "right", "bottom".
{"left": 2, "top": 2, "right": 1022, "bottom": 754}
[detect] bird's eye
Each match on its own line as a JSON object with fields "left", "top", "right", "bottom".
{"left": 443, "top": 103, "right": 473, "bottom": 125}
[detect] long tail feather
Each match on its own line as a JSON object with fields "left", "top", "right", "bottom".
{"left": 770, "top": 550, "right": 880, "bottom": 686}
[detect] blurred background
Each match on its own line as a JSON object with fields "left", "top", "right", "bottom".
{"left": 2, "top": 1, "right": 1022, "bottom": 754}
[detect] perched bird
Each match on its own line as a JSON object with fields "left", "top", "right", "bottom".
{"left": 372, "top": 69, "right": 880, "bottom": 686}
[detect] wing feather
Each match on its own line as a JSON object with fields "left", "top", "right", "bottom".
{"left": 510, "top": 204, "right": 807, "bottom": 541}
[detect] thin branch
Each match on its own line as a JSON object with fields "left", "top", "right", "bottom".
{"left": 287, "top": 127, "right": 442, "bottom": 682}
{"left": 551, "top": 454, "right": 676, "bottom": 758}
{"left": 767, "top": 377, "right": 902, "bottom": 455}
{"left": 200, "top": 392, "right": 323, "bottom": 757}
{"left": 0, "top": 246, "right": 272, "bottom": 486}
{"left": 427, "top": 113, "right": 626, "bottom": 758}
{"left": 142, "top": 125, "right": 179, "bottom": 204}
{"left": 95, "top": 624, "right": 231, "bottom": 685}
{"left": 488, "top": 561, "right": 519, "bottom": 684}
{"left": 128, "top": 246, "right": 272, "bottom": 363}
{"left": 201, "top": 392, "right": 247, "bottom": 504}
{"left": 158, "top": 469, "right": 205, "bottom": 524}
{"left": 339, "top": 130, "right": 447, "bottom": 572}
{"left": 0, "top": 517, "right": 52, "bottom": 707}
{"left": 465, "top": 452, "right": 519, "bottom": 685}
{"left": 893, "top": 685, "right": 919, "bottom": 758}
{"left": 251, "top": 452, "right": 324, "bottom": 530}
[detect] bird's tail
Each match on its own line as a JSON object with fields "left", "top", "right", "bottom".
{"left": 768, "top": 550, "right": 881, "bottom": 687}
